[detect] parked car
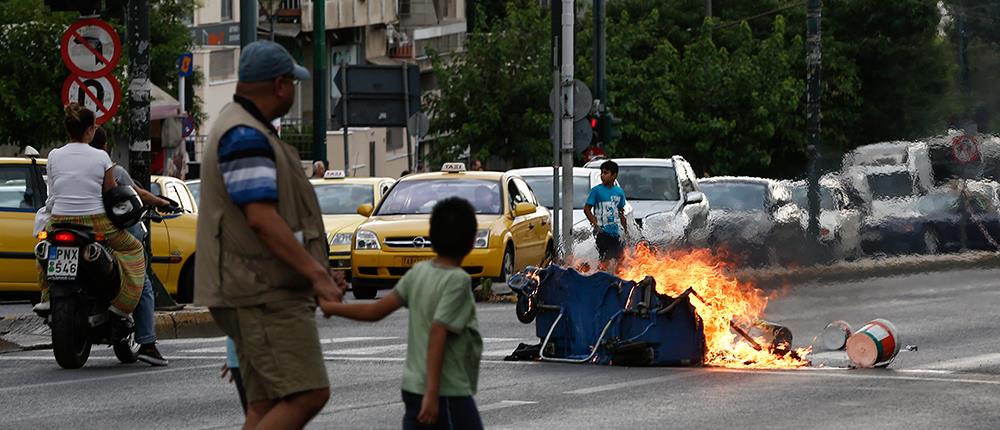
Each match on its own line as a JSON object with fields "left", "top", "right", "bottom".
{"left": 583, "top": 157, "right": 709, "bottom": 235}
{"left": 350, "top": 163, "right": 553, "bottom": 299}
{"left": 697, "top": 177, "right": 804, "bottom": 266}
{"left": 860, "top": 181, "right": 1000, "bottom": 255}
{"left": 0, "top": 157, "right": 199, "bottom": 302}
{"left": 785, "top": 175, "right": 865, "bottom": 260}
{"left": 311, "top": 170, "right": 395, "bottom": 277}
{"left": 507, "top": 166, "right": 633, "bottom": 243}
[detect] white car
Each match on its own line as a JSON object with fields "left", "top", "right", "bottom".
{"left": 508, "top": 166, "right": 634, "bottom": 243}
{"left": 785, "top": 176, "right": 865, "bottom": 260}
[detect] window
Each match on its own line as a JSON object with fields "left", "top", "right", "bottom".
{"left": 386, "top": 128, "right": 404, "bottom": 151}
{"left": 616, "top": 165, "right": 680, "bottom": 201}
{"left": 209, "top": 49, "right": 236, "bottom": 82}
{"left": 314, "top": 184, "right": 375, "bottom": 215}
{"left": 377, "top": 179, "right": 502, "bottom": 215}
{"left": 507, "top": 179, "right": 526, "bottom": 211}
{"left": 399, "top": 0, "right": 411, "bottom": 17}
{"left": 0, "top": 166, "right": 36, "bottom": 211}
{"left": 513, "top": 178, "right": 537, "bottom": 207}
{"left": 170, "top": 183, "right": 196, "bottom": 213}
{"left": 221, "top": 0, "right": 233, "bottom": 21}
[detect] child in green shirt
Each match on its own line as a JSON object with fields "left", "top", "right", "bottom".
{"left": 320, "top": 197, "right": 484, "bottom": 429}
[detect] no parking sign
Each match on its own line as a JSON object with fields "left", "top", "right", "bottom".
{"left": 951, "top": 134, "right": 980, "bottom": 165}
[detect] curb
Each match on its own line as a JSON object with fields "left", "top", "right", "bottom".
{"left": 0, "top": 306, "right": 221, "bottom": 353}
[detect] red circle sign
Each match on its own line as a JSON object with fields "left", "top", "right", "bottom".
{"left": 61, "top": 74, "right": 122, "bottom": 125}
{"left": 60, "top": 18, "right": 122, "bottom": 79}
{"left": 951, "top": 134, "right": 980, "bottom": 165}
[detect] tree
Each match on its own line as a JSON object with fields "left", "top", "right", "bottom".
{"left": 427, "top": 0, "right": 557, "bottom": 168}
{"left": 0, "top": 0, "right": 202, "bottom": 149}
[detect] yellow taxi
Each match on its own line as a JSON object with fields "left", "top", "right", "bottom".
{"left": 310, "top": 170, "right": 395, "bottom": 275}
{"left": 350, "top": 163, "right": 553, "bottom": 299}
{"left": 0, "top": 156, "right": 198, "bottom": 303}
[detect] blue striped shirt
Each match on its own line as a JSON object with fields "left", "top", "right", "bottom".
{"left": 218, "top": 126, "right": 278, "bottom": 206}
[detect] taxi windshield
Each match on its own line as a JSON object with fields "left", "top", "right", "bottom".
{"left": 314, "top": 183, "right": 374, "bottom": 215}
{"left": 377, "top": 179, "right": 503, "bottom": 215}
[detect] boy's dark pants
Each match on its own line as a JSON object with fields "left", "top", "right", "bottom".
{"left": 401, "top": 390, "right": 483, "bottom": 430}
{"left": 596, "top": 232, "right": 624, "bottom": 261}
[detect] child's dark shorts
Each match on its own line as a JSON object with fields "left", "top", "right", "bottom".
{"left": 401, "top": 390, "right": 483, "bottom": 430}
{"left": 595, "top": 232, "right": 624, "bottom": 262}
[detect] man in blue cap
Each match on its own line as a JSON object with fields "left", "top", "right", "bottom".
{"left": 196, "top": 40, "right": 346, "bottom": 429}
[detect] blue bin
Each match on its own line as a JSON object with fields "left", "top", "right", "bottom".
{"left": 511, "top": 265, "right": 706, "bottom": 366}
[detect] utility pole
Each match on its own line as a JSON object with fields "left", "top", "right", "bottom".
{"left": 705, "top": 0, "right": 712, "bottom": 17}
{"left": 805, "top": 0, "right": 822, "bottom": 241}
{"left": 314, "top": 0, "right": 328, "bottom": 166}
{"left": 560, "top": 0, "right": 575, "bottom": 257}
{"left": 127, "top": 0, "right": 150, "bottom": 192}
{"left": 551, "top": 0, "right": 562, "bottom": 255}
{"left": 593, "top": 0, "right": 607, "bottom": 143}
{"left": 240, "top": 0, "right": 256, "bottom": 48}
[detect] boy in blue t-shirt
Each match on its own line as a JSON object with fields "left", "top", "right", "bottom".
{"left": 584, "top": 160, "right": 629, "bottom": 264}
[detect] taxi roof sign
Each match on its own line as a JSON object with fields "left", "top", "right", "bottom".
{"left": 441, "top": 162, "right": 467, "bottom": 173}
{"left": 324, "top": 170, "right": 346, "bottom": 179}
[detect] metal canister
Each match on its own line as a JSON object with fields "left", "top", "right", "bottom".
{"left": 753, "top": 320, "right": 794, "bottom": 356}
{"left": 846, "top": 319, "right": 900, "bottom": 368}
{"left": 821, "top": 320, "right": 852, "bottom": 351}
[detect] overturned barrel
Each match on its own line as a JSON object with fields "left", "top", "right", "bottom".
{"left": 846, "top": 319, "right": 900, "bottom": 368}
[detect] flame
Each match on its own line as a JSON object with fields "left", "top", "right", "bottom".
{"left": 616, "top": 243, "right": 810, "bottom": 368}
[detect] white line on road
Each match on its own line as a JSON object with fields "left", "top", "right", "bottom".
{"left": 0, "top": 363, "right": 218, "bottom": 393}
{"left": 917, "top": 353, "right": 1000, "bottom": 371}
{"left": 564, "top": 371, "right": 698, "bottom": 394}
{"left": 323, "top": 336, "right": 399, "bottom": 343}
{"left": 706, "top": 367, "right": 1000, "bottom": 386}
{"left": 478, "top": 400, "right": 538, "bottom": 412}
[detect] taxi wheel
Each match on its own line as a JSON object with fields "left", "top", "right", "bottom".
{"left": 176, "top": 259, "right": 195, "bottom": 304}
{"left": 500, "top": 245, "right": 515, "bottom": 284}
{"left": 352, "top": 284, "right": 378, "bottom": 300}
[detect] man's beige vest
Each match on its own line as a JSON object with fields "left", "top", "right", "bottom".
{"left": 194, "top": 101, "right": 327, "bottom": 307}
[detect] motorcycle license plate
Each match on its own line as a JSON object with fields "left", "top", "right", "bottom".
{"left": 46, "top": 246, "right": 79, "bottom": 281}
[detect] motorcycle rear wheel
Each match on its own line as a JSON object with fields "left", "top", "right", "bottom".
{"left": 51, "top": 298, "right": 92, "bottom": 369}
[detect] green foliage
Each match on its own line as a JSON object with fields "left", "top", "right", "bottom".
{"left": 0, "top": 0, "right": 202, "bottom": 149}
{"left": 427, "top": 0, "right": 555, "bottom": 168}
{"left": 428, "top": 0, "right": 959, "bottom": 177}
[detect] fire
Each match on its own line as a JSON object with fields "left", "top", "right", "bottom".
{"left": 616, "top": 244, "right": 811, "bottom": 368}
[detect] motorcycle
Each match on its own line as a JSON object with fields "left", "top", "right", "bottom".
{"left": 34, "top": 199, "right": 181, "bottom": 369}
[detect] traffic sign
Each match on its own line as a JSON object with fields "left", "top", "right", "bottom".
{"left": 549, "top": 80, "right": 593, "bottom": 121}
{"left": 951, "top": 134, "right": 980, "bottom": 164}
{"left": 550, "top": 118, "right": 593, "bottom": 153}
{"left": 60, "top": 18, "right": 121, "bottom": 79}
{"left": 177, "top": 52, "right": 194, "bottom": 77}
{"left": 61, "top": 74, "right": 121, "bottom": 125}
{"left": 181, "top": 115, "right": 195, "bottom": 137}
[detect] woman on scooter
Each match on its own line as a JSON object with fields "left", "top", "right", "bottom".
{"left": 33, "top": 103, "right": 146, "bottom": 322}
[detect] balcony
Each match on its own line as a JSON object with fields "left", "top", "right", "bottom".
{"left": 300, "top": 0, "right": 398, "bottom": 31}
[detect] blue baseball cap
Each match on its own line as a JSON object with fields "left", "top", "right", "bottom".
{"left": 238, "top": 41, "right": 310, "bottom": 82}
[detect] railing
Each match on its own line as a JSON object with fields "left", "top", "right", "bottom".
{"left": 277, "top": 0, "right": 302, "bottom": 17}
{"left": 280, "top": 118, "right": 315, "bottom": 160}
{"left": 414, "top": 33, "right": 466, "bottom": 59}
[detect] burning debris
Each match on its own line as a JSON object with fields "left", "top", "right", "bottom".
{"left": 508, "top": 244, "right": 811, "bottom": 369}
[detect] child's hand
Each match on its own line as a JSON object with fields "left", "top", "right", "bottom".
{"left": 417, "top": 394, "right": 439, "bottom": 425}
{"left": 318, "top": 297, "right": 341, "bottom": 318}
{"left": 220, "top": 363, "right": 235, "bottom": 383}
{"left": 330, "top": 269, "right": 349, "bottom": 291}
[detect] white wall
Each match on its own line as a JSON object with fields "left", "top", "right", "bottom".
{"left": 195, "top": 0, "right": 240, "bottom": 26}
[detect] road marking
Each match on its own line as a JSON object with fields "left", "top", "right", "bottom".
{"left": 482, "top": 349, "right": 515, "bottom": 357}
{"left": 178, "top": 336, "right": 404, "bottom": 354}
{"left": 706, "top": 367, "right": 1000, "bottom": 386}
{"left": 917, "top": 353, "right": 1000, "bottom": 371}
{"left": 158, "top": 336, "right": 227, "bottom": 345}
{"left": 329, "top": 338, "right": 524, "bottom": 356}
{"left": 564, "top": 371, "right": 698, "bottom": 394}
{"left": 0, "top": 363, "right": 218, "bottom": 393}
{"left": 478, "top": 400, "right": 538, "bottom": 412}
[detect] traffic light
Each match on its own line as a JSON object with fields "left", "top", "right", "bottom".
{"left": 606, "top": 112, "right": 622, "bottom": 142}
{"left": 44, "top": 0, "right": 101, "bottom": 14}
{"left": 588, "top": 113, "right": 603, "bottom": 145}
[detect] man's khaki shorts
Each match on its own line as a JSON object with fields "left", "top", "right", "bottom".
{"left": 211, "top": 298, "right": 329, "bottom": 403}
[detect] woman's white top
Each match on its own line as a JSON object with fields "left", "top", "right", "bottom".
{"left": 45, "top": 143, "right": 113, "bottom": 216}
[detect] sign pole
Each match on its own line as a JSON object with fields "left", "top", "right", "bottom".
{"left": 550, "top": 0, "right": 562, "bottom": 257}
{"left": 313, "top": 0, "right": 328, "bottom": 168}
{"left": 341, "top": 67, "right": 350, "bottom": 172}
{"left": 559, "top": 0, "right": 575, "bottom": 258}
{"left": 127, "top": 0, "right": 151, "bottom": 189}
{"left": 179, "top": 75, "right": 185, "bottom": 114}
{"left": 402, "top": 64, "right": 414, "bottom": 172}
{"left": 806, "top": 0, "right": 822, "bottom": 241}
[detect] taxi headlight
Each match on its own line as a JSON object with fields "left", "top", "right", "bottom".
{"left": 355, "top": 230, "right": 380, "bottom": 250}
{"left": 474, "top": 229, "right": 490, "bottom": 248}
{"left": 329, "top": 232, "right": 353, "bottom": 246}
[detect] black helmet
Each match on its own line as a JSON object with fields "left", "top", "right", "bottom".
{"left": 103, "top": 185, "right": 143, "bottom": 228}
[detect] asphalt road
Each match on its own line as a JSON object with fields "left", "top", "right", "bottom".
{"left": 3, "top": 268, "right": 1000, "bottom": 429}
